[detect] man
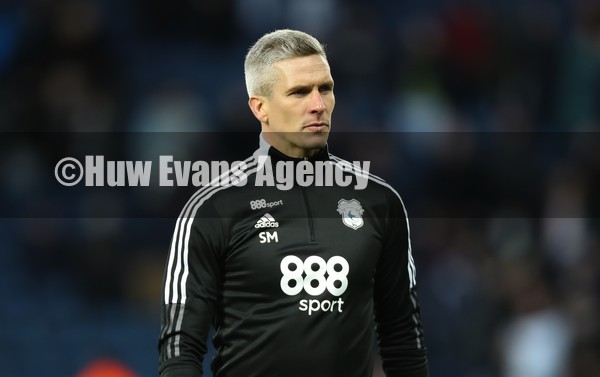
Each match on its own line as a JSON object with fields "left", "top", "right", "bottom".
{"left": 158, "top": 29, "right": 429, "bottom": 377}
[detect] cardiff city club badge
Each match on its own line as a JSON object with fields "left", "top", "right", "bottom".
{"left": 337, "top": 199, "right": 364, "bottom": 230}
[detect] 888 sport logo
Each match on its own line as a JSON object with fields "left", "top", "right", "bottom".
{"left": 280, "top": 255, "right": 348, "bottom": 316}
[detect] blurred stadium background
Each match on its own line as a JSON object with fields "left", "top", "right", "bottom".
{"left": 0, "top": 0, "right": 599, "bottom": 376}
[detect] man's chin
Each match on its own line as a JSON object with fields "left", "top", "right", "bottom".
{"left": 300, "top": 132, "right": 329, "bottom": 150}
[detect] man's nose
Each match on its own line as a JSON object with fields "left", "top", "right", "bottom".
{"left": 309, "top": 90, "right": 326, "bottom": 113}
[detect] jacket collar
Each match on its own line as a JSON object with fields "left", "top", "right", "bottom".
{"left": 255, "top": 132, "right": 330, "bottom": 163}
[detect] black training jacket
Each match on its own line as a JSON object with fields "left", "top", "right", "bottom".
{"left": 158, "top": 134, "right": 429, "bottom": 377}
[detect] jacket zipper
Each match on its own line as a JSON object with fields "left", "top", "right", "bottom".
{"left": 300, "top": 185, "right": 316, "bottom": 243}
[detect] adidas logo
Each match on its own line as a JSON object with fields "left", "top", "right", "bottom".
{"left": 255, "top": 213, "right": 279, "bottom": 228}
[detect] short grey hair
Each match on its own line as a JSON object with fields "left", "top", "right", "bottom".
{"left": 244, "top": 29, "right": 327, "bottom": 97}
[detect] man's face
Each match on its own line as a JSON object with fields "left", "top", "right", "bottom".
{"left": 251, "top": 54, "right": 335, "bottom": 158}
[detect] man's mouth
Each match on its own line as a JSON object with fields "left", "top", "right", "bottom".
{"left": 303, "top": 122, "right": 329, "bottom": 132}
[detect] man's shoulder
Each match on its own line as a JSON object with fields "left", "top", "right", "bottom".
{"left": 175, "top": 153, "right": 269, "bottom": 217}
{"left": 328, "top": 153, "right": 401, "bottom": 198}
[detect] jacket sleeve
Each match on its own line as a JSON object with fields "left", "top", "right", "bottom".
{"left": 373, "top": 188, "right": 429, "bottom": 377}
{"left": 158, "top": 198, "right": 226, "bottom": 377}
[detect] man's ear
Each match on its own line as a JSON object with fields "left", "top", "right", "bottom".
{"left": 248, "top": 96, "right": 269, "bottom": 124}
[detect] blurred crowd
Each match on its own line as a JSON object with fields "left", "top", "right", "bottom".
{"left": 0, "top": 0, "right": 599, "bottom": 376}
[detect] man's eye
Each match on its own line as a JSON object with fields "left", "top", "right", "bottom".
{"left": 291, "top": 89, "right": 308, "bottom": 96}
